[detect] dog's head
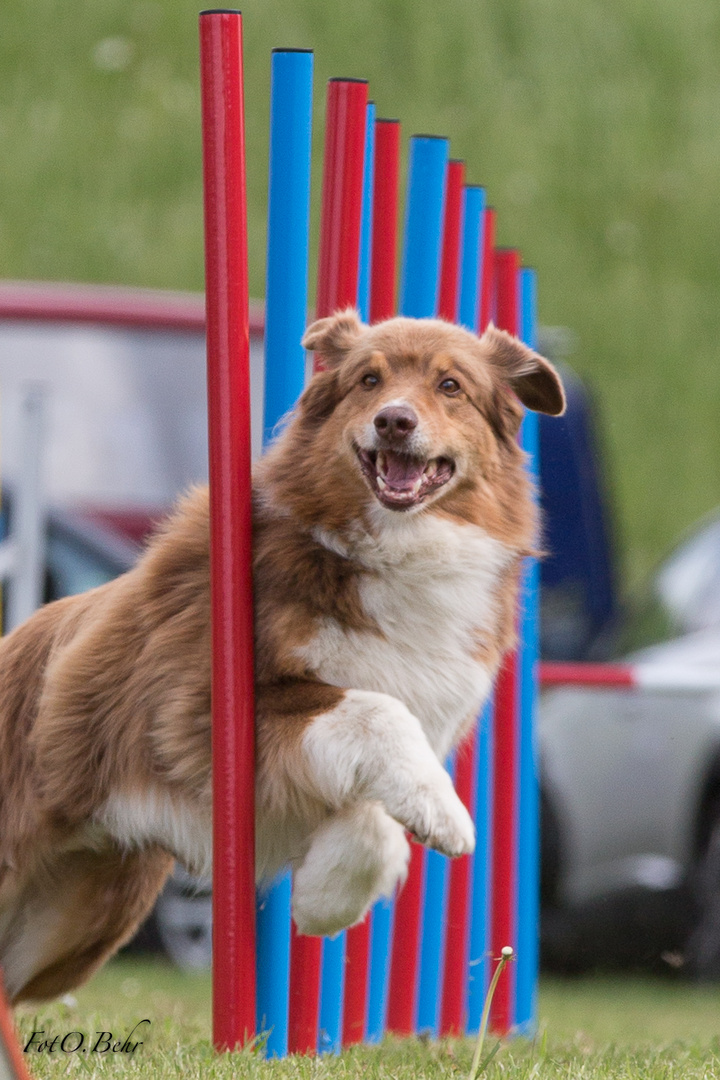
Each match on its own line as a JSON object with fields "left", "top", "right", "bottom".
{"left": 295, "top": 309, "right": 565, "bottom": 516}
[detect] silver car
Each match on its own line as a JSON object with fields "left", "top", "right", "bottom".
{"left": 540, "top": 511, "right": 720, "bottom": 977}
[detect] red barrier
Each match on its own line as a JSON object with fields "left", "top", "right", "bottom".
{"left": 200, "top": 8, "right": 256, "bottom": 1053}
{"left": 540, "top": 661, "right": 635, "bottom": 688}
{"left": 287, "top": 76, "right": 368, "bottom": 1057}
{"left": 489, "top": 249, "right": 521, "bottom": 1036}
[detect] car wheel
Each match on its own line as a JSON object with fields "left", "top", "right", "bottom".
{"left": 153, "top": 866, "right": 213, "bottom": 970}
{"left": 685, "top": 800, "right": 720, "bottom": 980}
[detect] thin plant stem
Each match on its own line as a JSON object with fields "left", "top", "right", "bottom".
{"left": 467, "top": 946, "right": 514, "bottom": 1080}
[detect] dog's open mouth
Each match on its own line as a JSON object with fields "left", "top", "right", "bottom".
{"left": 356, "top": 447, "right": 455, "bottom": 510}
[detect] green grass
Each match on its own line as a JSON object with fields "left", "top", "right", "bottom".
{"left": 11, "top": 959, "right": 720, "bottom": 1079}
{"left": 2, "top": 0, "right": 720, "bottom": 587}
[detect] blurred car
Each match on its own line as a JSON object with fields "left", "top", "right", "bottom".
{"left": 540, "top": 508, "right": 720, "bottom": 978}
{"left": 7, "top": 279, "right": 714, "bottom": 978}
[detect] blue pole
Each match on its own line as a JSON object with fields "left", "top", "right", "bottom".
{"left": 417, "top": 762, "right": 454, "bottom": 1035}
{"left": 357, "top": 101, "right": 376, "bottom": 323}
{"left": 257, "top": 47, "right": 314, "bottom": 1058}
{"left": 457, "top": 186, "right": 485, "bottom": 333}
{"left": 465, "top": 189, "right": 492, "bottom": 1034}
{"left": 256, "top": 873, "right": 292, "bottom": 1055}
{"left": 366, "top": 898, "right": 393, "bottom": 1042}
{"left": 399, "top": 135, "right": 449, "bottom": 318}
{"left": 263, "top": 48, "right": 314, "bottom": 447}
{"left": 399, "top": 134, "right": 448, "bottom": 1036}
{"left": 515, "top": 268, "right": 541, "bottom": 1034}
{"left": 319, "top": 935, "right": 346, "bottom": 1054}
{"left": 466, "top": 698, "right": 494, "bottom": 1032}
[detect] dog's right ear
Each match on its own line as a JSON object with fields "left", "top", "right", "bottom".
{"left": 302, "top": 308, "right": 364, "bottom": 369}
{"left": 297, "top": 368, "right": 342, "bottom": 424}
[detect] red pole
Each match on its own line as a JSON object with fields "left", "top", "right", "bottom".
{"left": 440, "top": 732, "right": 478, "bottom": 1035}
{"left": 479, "top": 207, "right": 496, "bottom": 332}
{"left": 314, "top": 78, "right": 369, "bottom": 346}
{"left": 437, "top": 160, "right": 465, "bottom": 322}
{"left": 433, "top": 158, "right": 472, "bottom": 1036}
{"left": 288, "top": 76, "right": 368, "bottom": 1057}
{"left": 386, "top": 842, "right": 425, "bottom": 1034}
{"left": 489, "top": 248, "right": 521, "bottom": 1036}
{"left": 341, "top": 116, "right": 402, "bottom": 1049}
{"left": 342, "top": 917, "right": 370, "bottom": 1046}
{"left": 387, "top": 150, "right": 462, "bottom": 1037}
{"left": 369, "top": 118, "right": 400, "bottom": 322}
{"left": 199, "top": 9, "right": 256, "bottom": 1052}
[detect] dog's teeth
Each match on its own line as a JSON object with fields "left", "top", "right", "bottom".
{"left": 424, "top": 461, "right": 438, "bottom": 480}
{"left": 377, "top": 475, "right": 387, "bottom": 491}
{"left": 377, "top": 451, "right": 387, "bottom": 477}
{"left": 411, "top": 476, "right": 423, "bottom": 496}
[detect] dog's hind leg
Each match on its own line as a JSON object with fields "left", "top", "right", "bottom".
{"left": 2, "top": 845, "right": 173, "bottom": 1003}
{"left": 290, "top": 802, "right": 409, "bottom": 937}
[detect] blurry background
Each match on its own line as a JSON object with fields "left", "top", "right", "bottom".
{"left": 2, "top": 0, "right": 720, "bottom": 592}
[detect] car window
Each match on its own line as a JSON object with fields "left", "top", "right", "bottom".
{"left": 621, "top": 511, "right": 720, "bottom": 652}
{"left": 655, "top": 515, "right": 720, "bottom": 633}
{"left": 45, "top": 529, "right": 119, "bottom": 600}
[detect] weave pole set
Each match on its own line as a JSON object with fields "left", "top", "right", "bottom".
{"left": 200, "top": 9, "right": 541, "bottom": 1057}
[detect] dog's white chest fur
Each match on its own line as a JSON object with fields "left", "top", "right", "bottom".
{"left": 301, "top": 512, "right": 513, "bottom": 758}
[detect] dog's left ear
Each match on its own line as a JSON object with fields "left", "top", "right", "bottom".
{"left": 302, "top": 308, "right": 365, "bottom": 368}
{"left": 480, "top": 324, "right": 566, "bottom": 416}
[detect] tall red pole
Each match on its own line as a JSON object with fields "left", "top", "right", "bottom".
{"left": 489, "top": 248, "right": 521, "bottom": 1036}
{"left": 386, "top": 842, "right": 425, "bottom": 1034}
{"left": 479, "top": 207, "right": 496, "bottom": 332}
{"left": 437, "top": 160, "right": 465, "bottom": 322}
{"left": 369, "top": 118, "right": 401, "bottom": 322}
{"left": 387, "top": 152, "right": 464, "bottom": 1042}
{"left": 440, "top": 732, "right": 478, "bottom": 1035}
{"left": 341, "top": 116, "right": 402, "bottom": 1049}
{"left": 314, "top": 78, "right": 370, "bottom": 340}
{"left": 288, "top": 76, "right": 368, "bottom": 1057}
{"left": 199, "top": 9, "right": 256, "bottom": 1052}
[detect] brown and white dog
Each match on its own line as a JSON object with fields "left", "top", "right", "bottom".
{"left": 0, "top": 310, "right": 564, "bottom": 1002}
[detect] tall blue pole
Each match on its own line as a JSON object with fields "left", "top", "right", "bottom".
{"left": 357, "top": 101, "right": 376, "bottom": 323}
{"left": 515, "top": 267, "right": 541, "bottom": 1034}
{"left": 257, "top": 47, "right": 314, "bottom": 1058}
{"left": 262, "top": 49, "right": 314, "bottom": 447}
{"left": 466, "top": 699, "right": 494, "bottom": 1032}
{"left": 318, "top": 934, "right": 345, "bottom": 1054}
{"left": 399, "top": 134, "right": 449, "bottom": 1036}
{"left": 457, "top": 186, "right": 485, "bottom": 332}
{"left": 366, "top": 899, "right": 393, "bottom": 1042}
{"left": 399, "top": 136, "right": 448, "bottom": 318}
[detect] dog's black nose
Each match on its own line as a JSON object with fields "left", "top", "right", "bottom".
{"left": 374, "top": 405, "right": 418, "bottom": 440}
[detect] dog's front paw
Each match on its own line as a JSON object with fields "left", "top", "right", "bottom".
{"left": 396, "top": 774, "right": 475, "bottom": 858}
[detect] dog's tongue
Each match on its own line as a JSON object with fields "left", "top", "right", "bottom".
{"left": 384, "top": 451, "right": 425, "bottom": 491}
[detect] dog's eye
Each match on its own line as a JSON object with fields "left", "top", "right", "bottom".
{"left": 439, "top": 378, "right": 461, "bottom": 396}
{"left": 361, "top": 373, "right": 380, "bottom": 389}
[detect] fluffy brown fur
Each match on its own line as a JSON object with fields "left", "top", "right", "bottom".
{"left": 0, "top": 311, "right": 564, "bottom": 1002}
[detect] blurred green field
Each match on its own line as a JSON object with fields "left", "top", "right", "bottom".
{"left": 2, "top": 0, "right": 720, "bottom": 587}
{"left": 12, "top": 958, "right": 720, "bottom": 1079}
